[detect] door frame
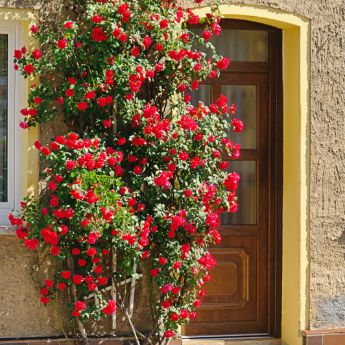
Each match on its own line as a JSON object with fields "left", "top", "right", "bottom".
{"left": 191, "top": 5, "right": 310, "bottom": 345}
{"left": 183, "top": 19, "right": 283, "bottom": 338}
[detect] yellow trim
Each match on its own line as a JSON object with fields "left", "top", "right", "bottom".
{"left": 193, "top": 5, "right": 310, "bottom": 345}
{"left": 21, "top": 11, "right": 40, "bottom": 199}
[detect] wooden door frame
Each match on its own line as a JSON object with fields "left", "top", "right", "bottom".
{"left": 183, "top": 19, "right": 283, "bottom": 338}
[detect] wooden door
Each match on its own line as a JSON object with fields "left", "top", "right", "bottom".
{"left": 183, "top": 20, "right": 282, "bottom": 337}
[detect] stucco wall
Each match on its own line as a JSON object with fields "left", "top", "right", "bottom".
{"left": 0, "top": 234, "right": 64, "bottom": 337}
{"left": 1, "top": 0, "right": 345, "bottom": 339}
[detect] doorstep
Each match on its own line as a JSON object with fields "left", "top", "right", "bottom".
{"left": 182, "top": 338, "right": 282, "bottom": 345}
{"left": 0, "top": 338, "right": 182, "bottom": 345}
{"left": 0, "top": 338, "right": 283, "bottom": 345}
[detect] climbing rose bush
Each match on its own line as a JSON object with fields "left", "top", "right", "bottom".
{"left": 10, "top": 0, "right": 244, "bottom": 343}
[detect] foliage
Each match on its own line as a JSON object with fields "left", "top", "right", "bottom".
{"left": 10, "top": 0, "right": 244, "bottom": 343}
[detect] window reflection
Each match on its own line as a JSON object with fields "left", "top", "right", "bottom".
{"left": 222, "top": 85, "right": 257, "bottom": 149}
{"left": 212, "top": 29, "right": 268, "bottom": 62}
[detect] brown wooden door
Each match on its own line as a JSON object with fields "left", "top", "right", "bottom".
{"left": 183, "top": 20, "right": 282, "bottom": 337}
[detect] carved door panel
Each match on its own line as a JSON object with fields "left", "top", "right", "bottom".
{"left": 183, "top": 20, "right": 282, "bottom": 337}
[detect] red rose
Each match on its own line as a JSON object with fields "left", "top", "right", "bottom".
{"left": 90, "top": 264, "right": 101, "bottom": 274}
{"left": 57, "top": 39, "right": 67, "bottom": 49}
{"left": 76, "top": 259, "right": 85, "bottom": 267}
{"left": 14, "top": 49, "right": 22, "bottom": 59}
{"left": 224, "top": 172, "right": 240, "bottom": 191}
{"left": 159, "top": 19, "right": 168, "bottom": 29}
{"left": 198, "top": 252, "right": 217, "bottom": 270}
{"left": 30, "top": 25, "right": 38, "bottom": 34}
{"left": 86, "top": 247, "right": 97, "bottom": 257}
{"left": 150, "top": 268, "right": 160, "bottom": 277}
{"left": 173, "top": 261, "right": 182, "bottom": 270}
{"left": 194, "top": 299, "right": 202, "bottom": 307}
{"left": 118, "top": 33, "right": 128, "bottom": 42}
{"left": 161, "top": 300, "right": 172, "bottom": 308}
{"left": 155, "top": 44, "right": 163, "bottom": 51}
{"left": 202, "top": 65, "right": 214, "bottom": 77}
{"left": 72, "top": 274, "right": 83, "bottom": 285}
{"left": 87, "top": 232, "right": 100, "bottom": 244}
{"left": 160, "top": 283, "right": 172, "bottom": 294}
{"left": 64, "top": 21, "right": 74, "bottom": 29}
{"left": 91, "top": 14, "right": 104, "bottom": 23}
{"left": 164, "top": 330, "right": 175, "bottom": 338}
{"left": 159, "top": 257, "right": 167, "bottom": 265}
{"left": 23, "top": 64, "right": 35, "bottom": 74}
{"left": 40, "top": 296, "right": 50, "bottom": 304}
{"left": 102, "top": 119, "right": 112, "bottom": 128}
{"left": 57, "top": 282, "right": 67, "bottom": 291}
{"left": 61, "top": 271, "right": 71, "bottom": 280}
{"left": 91, "top": 27, "right": 109, "bottom": 42}
{"left": 77, "top": 101, "right": 88, "bottom": 111}
{"left": 16, "top": 227, "right": 28, "bottom": 239}
{"left": 131, "top": 47, "right": 140, "bottom": 57}
{"left": 178, "top": 152, "right": 189, "bottom": 161}
{"left": 24, "top": 238, "right": 38, "bottom": 250}
{"left": 45, "top": 279, "right": 54, "bottom": 288}
{"left": 41, "top": 208, "right": 49, "bottom": 215}
{"left": 216, "top": 57, "right": 230, "bottom": 70}
{"left": 102, "top": 300, "right": 117, "bottom": 315}
{"left": 232, "top": 118, "right": 245, "bottom": 133}
{"left": 32, "top": 49, "right": 42, "bottom": 60}
{"left": 190, "top": 311, "right": 197, "bottom": 319}
{"left": 169, "top": 313, "right": 179, "bottom": 321}
{"left": 40, "top": 287, "right": 49, "bottom": 295}
{"left": 97, "top": 276, "right": 108, "bottom": 285}
{"left": 74, "top": 301, "right": 86, "bottom": 311}
{"left": 71, "top": 248, "right": 80, "bottom": 255}
{"left": 180, "top": 309, "right": 189, "bottom": 319}
{"left": 84, "top": 90, "right": 96, "bottom": 99}
{"left": 143, "top": 35, "right": 152, "bottom": 49}
{"left": 49, "top": 141, "right": 59, "bottom": 151}
{"left": 72, "top": 310, "right": 80, "bottom": 317}
{"left": 171, "top": 286, "right": 180, "bottom": 294}
{"left": 65, "top": 89, "right": 74, "bottom": 97}
{"left": 65, "top": 160, "right": 76, "bottom": 170}
{"left": 50, "top": 246, "right": 61, "bottom": 256}
{"left": 88, "top": 283, "right": 97, "bottom": 291}
{"left": 202, "top": 30, "right": 212, "bottom": 41}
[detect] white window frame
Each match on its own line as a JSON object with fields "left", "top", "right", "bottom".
{"left": 0, "top": 22, "right": 24, "bottom": 225}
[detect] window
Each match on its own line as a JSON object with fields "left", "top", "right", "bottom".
{"left": 0, "top": 24, "right": 24, "bottom": 225}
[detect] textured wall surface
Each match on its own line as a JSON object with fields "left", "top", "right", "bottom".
{"left": 1, "top": 0, "right": 345, "bottom": 338}
{"left": 0, "top": 235, "right": 64, "bottom": 338}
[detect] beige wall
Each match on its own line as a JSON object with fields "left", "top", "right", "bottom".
{"left": 1, "top": 0, "right": 345, "bottom": 339}
{"left": 0, "top": 234, "right": 64, "bottom": 337}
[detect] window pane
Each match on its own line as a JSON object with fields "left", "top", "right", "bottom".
{"left": 191, "top": 84, "right": 211, "bottom": 106}
{"left": 221, "top": 161, "right": 257, "bottom": 225}
{"left": 222, "top": 85, "right": 257, "bottom": 149}
{"left": 212, "top": 29, "right": 268, "bottom": 62}
{"left": 0, "top": 34, "right": 8, "bottom": 202}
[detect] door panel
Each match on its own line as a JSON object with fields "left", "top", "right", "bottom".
{"left": 183, "top": 20, "right": 282, "bottom": 338}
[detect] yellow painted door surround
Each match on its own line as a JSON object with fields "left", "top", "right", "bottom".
{"left": 193, "top": 5, "right": 310, "bottom": 345}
